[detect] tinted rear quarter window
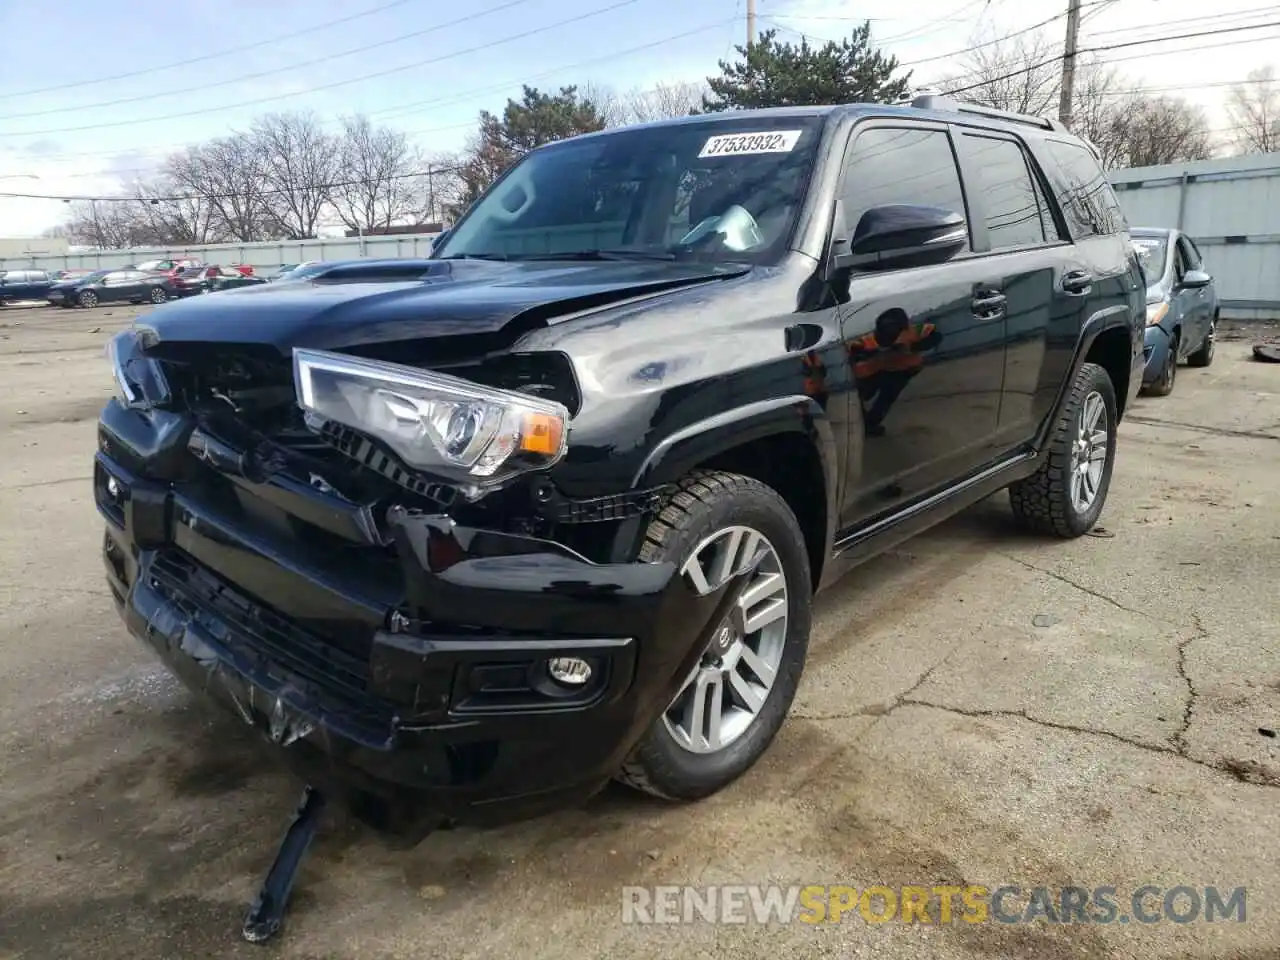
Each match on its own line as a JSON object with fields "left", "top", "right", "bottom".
{"left": 842, "top": 126, "right": 970, "bottom": 251}
{"left": 1043, "top": 139, "right": 1126, "bottom": 238}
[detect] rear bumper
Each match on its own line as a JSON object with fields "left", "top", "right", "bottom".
{"left": 94, "top": 402, "right": 738, "bottom": 831}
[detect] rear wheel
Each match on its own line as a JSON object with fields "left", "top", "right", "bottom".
{"left": 615, "top": 471, "right": 811, "bottom": 801}
{"left": 1009, "top": 361, "right": 1118, "bottom": 539}
{"left": 1186, "top": 313, "right": 1216, "bottom": 367}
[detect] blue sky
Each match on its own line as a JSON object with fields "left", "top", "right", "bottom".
{"left": 0, "top": 0, "right": 1275, "bottom": 236}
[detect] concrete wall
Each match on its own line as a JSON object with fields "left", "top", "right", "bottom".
{"left": 0, "top": 236, "right": 70, "bottom": 259}
{"left": 1109, "top": 152, "right": 1280, "bottom": 321}
{"left": 0, "top": 231, "right": 441, "bottom": 273}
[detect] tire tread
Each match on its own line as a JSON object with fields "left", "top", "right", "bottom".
{"left": 1009, "top": 361, "right": 1115, "bottom": 539}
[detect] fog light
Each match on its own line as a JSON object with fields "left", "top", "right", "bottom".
{"left": 106, "top": 476, "right": 121, "bottom": 499}
{"left": 547, "top": 657, "right": 592, "bottom": 686}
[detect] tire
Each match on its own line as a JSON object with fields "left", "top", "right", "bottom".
{"left": 1186, "top": 312, "right": 1216, "bottom": 368}
{"left": 77, "top": 289, "right": 98, "bottom": 308}
{"left": 1143, "top": 331, "right": 1178, "bottom": 397}
{"left": 615, "top": 470, "right": 812, "bottom": 801}
{"left": 1008, "top": 361, "right": 1119, "bottom": 539}
{"left": 149, "top": 286, "right": 168, "bottom": 304}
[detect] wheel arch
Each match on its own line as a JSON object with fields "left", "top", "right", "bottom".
{"left": 631, "top": 396, "right": 838, "bottom": 592}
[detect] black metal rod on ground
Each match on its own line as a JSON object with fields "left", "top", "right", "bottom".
{"left": 242, "top": 784, "right": 327, "bottom": 944}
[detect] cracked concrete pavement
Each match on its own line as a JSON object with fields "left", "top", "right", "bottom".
{"left": 0, "top": 305, "right": 1277, "bottom": 959}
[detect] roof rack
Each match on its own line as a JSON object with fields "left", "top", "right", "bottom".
{"left": 906, "top": 94, "right": 1066, "bottom": 133}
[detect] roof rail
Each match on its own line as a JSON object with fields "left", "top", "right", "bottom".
{"left": 908, "top": 94, "right": 1065, "bottom": 133}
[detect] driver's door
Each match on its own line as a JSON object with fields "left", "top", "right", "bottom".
{"left": 835, "top": 122, "right": 1007, "bottom": 525}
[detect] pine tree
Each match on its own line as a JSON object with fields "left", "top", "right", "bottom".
{"left": 702, "top": 23, "right": 912, "bottom": 112}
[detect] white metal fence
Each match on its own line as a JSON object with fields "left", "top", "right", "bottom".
{"left": 1109, "top": 152, "right": 1280, "bottom": 321}
{"left": 0, "top": 231, "right": 442, "bottom": 273}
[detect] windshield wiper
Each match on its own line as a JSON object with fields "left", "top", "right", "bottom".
{"left": 438, "top": 252, "right": 509, "bottom": 261}
{"left": 510, "top": 249, "right": 678, "bottom": 262}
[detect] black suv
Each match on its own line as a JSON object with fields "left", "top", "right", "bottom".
{"left": 95, "top": 96, "right": 1143, "bottom": 835}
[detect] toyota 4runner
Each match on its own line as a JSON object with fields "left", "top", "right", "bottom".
{"left": 96, "top": 95, "right": 1145, "bottom": 838}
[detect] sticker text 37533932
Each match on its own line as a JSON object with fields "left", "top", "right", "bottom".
{"left": 698, "top": 130, "right": 803, "bottom": 159}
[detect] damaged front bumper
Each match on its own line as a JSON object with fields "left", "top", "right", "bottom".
{"left": 94, "top": 401, "right": 738, "bottom": 834}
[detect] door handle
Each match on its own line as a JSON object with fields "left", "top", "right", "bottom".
{"left": 971, "top": 290, "right": 1006, "bottom": 318}
{"left": 1062, "top": 270, "right": 1093, "bottom": 294}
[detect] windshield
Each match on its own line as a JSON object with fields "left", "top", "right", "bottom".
{"left": 77, "top": 270, "right": 109, "bottom": 283}
{"left": 1131, "top": 235, "right": 1168, "bottom": 283}
{"left": 436, "top": 115, "right": 826, "bottom": 264}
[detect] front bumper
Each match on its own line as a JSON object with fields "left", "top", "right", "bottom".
{"left": 1142, "top": 324, "right": 1172, "bottom": 386}
{"left": 94, "top": 402, "right": 739, "bottom": 831}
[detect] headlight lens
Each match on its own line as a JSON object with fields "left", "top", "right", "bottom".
{"left": 1146, "top": 301, "right": 1169, "bottom": 327}
{"left": 105, "top": 330, "right": 171, "bottom": 409}
{"left": 293, "top": 348, "right": 569, "bottom": 486}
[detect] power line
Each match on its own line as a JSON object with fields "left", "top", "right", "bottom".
{"left": 1, "top": 17, "right": 737, "bottom": 169}
{"left": 0, "top": 0, "right": 645, "bottom": 139}
{"left": 0, "top": 0, "right": 540, "bottom": 122}
{"left": 1, "top": 0, "right": 413, "bottom": 99}
{"left": 942, "top": 18, "right": 1280, "bottom": 96}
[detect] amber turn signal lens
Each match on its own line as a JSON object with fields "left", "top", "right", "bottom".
{"left": 519, "top": 413, "right": 564, "bottom": 455}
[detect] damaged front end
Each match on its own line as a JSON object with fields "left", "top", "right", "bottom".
{"left": 96, "top": 328, "right": 735, "bottom": 836}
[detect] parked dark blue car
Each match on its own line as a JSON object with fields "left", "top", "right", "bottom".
{"left": 0, "top": 268, "right": 54, "bottom": 304}
{"left": 1131, "top": 227, "right": 1218, "bottom": 397}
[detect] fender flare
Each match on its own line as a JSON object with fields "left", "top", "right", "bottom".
{"left": 630, "top": 394, "right": 840, "bottom": 545}
{"left": 1036, "top": 306, "right": 1137, "bottom": 448}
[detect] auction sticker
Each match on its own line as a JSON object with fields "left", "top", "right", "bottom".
{"left": 698, "top": 130, "right": 803, "bottom": 158}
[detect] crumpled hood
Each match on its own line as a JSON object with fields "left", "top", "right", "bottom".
{"left": 134, "top": 258, "right": 747, "bottom": 355}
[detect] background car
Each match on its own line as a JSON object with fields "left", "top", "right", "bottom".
{"left": 209, "top": 266, "right": 268, "bottom": 292}
{"left": 171, "top": 265, "right": 218, "bottom": 297}
{"left": 1132, "top": 227, "right": 1218, "bottom": 396}
{"left": 0, "top": 268, "right": 54, "bottom": 304}
{"left": 45, "top": 268, "right": 172, "bottom": 308}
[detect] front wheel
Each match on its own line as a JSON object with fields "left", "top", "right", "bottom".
{"left": 77, "top": 289, "right": 98, "bottom": 308}
{"left": 1009, "top": 361, "right": 1118, "bottom": 538}
{"left": 615, "top": 471, "right": 812, "bottom": 801}
{"left": 149, "top": 286, "right": 168, "bottom": 304}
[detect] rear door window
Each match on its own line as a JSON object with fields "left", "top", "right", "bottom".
{"left": 956, "top": 133, "right": 1047, "bottom": 250}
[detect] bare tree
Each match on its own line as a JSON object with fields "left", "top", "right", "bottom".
{"left": 251, "top": 111, "right": 341, "bottom": 239}
{"left": 588, "top": 80, "right": 708, "bottom": 127}
{"left": 939, "top": 29, "right": 1061, "bottom": 117}
{"left": 1067, "top": 58, "right": 1127, "bottom": 168}
{"left": 1109, "top": 96, "right": 1215, "bottom": 168}
{"left": 1226, "top": 66, "right": 1280, "bottom": 155}
{"left": 166, "top": 138, "right": 269, "bottom": 242}
{"left": 331, "top": 115, "right": 423, "bottom": 233}
{"left": 62, "top": 199, "right": 150, "bottom": 248}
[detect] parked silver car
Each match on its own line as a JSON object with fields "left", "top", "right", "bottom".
{"left": 1131, "top": 227, "right": 1218, "bottom": 396}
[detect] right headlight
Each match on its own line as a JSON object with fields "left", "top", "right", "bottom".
{"left": 105, "top": 329, "right": 171, "bottom": 409}
{"left": 1146, "top": 301, "right": 1169, "bottom": 327}
{"left": 293, "top": 348, "right": 569, "bottom": 487}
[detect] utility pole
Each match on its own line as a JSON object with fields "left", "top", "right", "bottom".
{"left": 746, "top": 0, "right": 756, "bottom": 49}
{"left": 1057, "top": 0, "right": 1083, "bottom": 128}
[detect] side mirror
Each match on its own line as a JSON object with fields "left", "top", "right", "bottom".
{"left": 1180, "top": 268, "right": 1211, "bottom": 289}
{"left": 430, "top": 229, "right": 450, "bottom": 253}
{"left": 833, "top": 204, "right": 967, "bottom": 272}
